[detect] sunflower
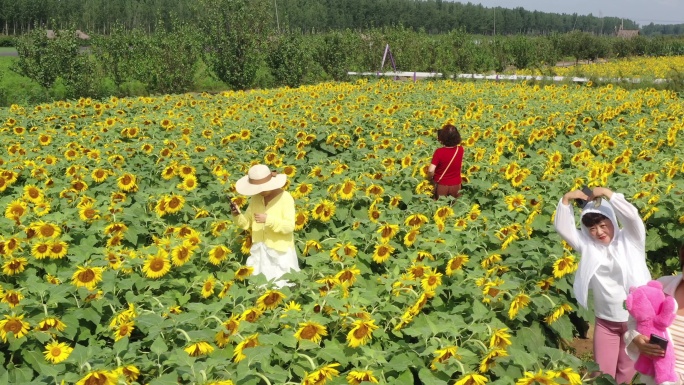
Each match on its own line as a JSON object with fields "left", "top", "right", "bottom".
{"left": 301, "top": 240, "right": 321, "bottom": 257}
{"left": 78, "top": 204, "right": 100, "bottom": 221}
{"left": 545, "top": 303, "right": 573, "bottom": 324}
{"left": 184, "top": 341, "right": 215, "bottom": 357}
{"left": 178, "top": 175, "right": 198, "bottom": 191}
{"left": 302, "top": 363, "right": 341, "bottom": 385}
{"left": 234, "top": 265, "right": 254, "bottom": 280}
{"left": 294, "top": 211, "right": 309, "bottom": 231}
{"left": 377, "top": 223, "right": 399, "bottom": 242}
{"left": 455, "top": 373, "right": 489, "bottom": 385}
{"left": 558, "top": 368, "right": 582, "bottom": 385}
{"left": 36, "top": 317, "right": 67, "bottom": 332}
{"left": 430, "top": 346, "right": 460, "bottom": 370}
{"left": 208, "top": 245, "right": 230, "bottom": 265}
{"left": 115, "top": 365, "right": 140, "bottom": 383}
{"left": 515, "top": 370, "right": 559, "bottom": 385}
{"left": 421, "top": 271, "right": 443, "bottom": 293}
{"left": 504, "top": 194, "right": 526, "bottom": 211}
{"left": 256, "top": 290, "right": 286, "bottom": 310}
{"left": 91, "top": 168, "right": 110, "bottom": 183}
{"left": 403, "top": 229, "right": 420, "bottom": 247}
{"left": 5, "top": 200, "right": 27, "bottom": 222}
{"left": 34, "top": 221, "right": 61, "bottom": 239}
{"left": 489, "top": 328, "right": 512, "bottom": 349}
{"left": 233, "top": 333, "right": 259, "bottom": 362}
{"left": 201, "top": 276, "right": 216, "bottom": 298}
{"left": 3, "top": 257, "right": 27, "bottom": 276}
{"left": 404, "top": 213, "right": 429, "bottom": 228}
{"left": 171, "top": 243, "right": 196, "bottom": 267}
{"left": 240, "top": 234, "right": 252, "bottom": 254}
{"left": 142, "top": 251, "right": 171, "bottom": 279}
{"left": 552, "top": 255, "right": 577, "bottom": 278}
{"left": 479, "top": 348, "right": 508, "bottom": 372}
{"left": 346, "top": 369, "right": 379, "bottom": 385}
{"left": 338, "top": 180, "right": 357, "bottom": 200}
{"left": 47, "top": 241, "right": 68, "bottom": 259}
{"left": 434, "top": 206, "right": 454, "bottom": 223}
{"left": 71, "top": 266, "right": 104, "bottom": 290}
{"left": 113, "top": 321, "right": 134, "bottom": 341}
{"left": 0, "top": 314, "right": 30, "bottom": 342}
{"left": 372, "top": 244, "right": 395, "bottom": 264}
{"left": 165, "top": 194, "right": 185, "bottom": 214}
{"left": 335, "top": 266, "right": 361, "bottom": 286}
{"left": 75, "top": 370, "right": 119, "bottom": 385}
{"left": 117, "top": 173, "right": 138, "bottom": 192}
{"left": 294, "top": 321, "right": 328, "bottom": 344}
{"left": 346, "top": 319, "right": 378, "bottom": 348}
{"left": 311, "top": 200, "right": 336, "bottom": 222}
{"left": 23, "top": 184, "right": 44, "bottom": 203}
{"left": 44, "top": 340, "right": 73, "bottom": 364}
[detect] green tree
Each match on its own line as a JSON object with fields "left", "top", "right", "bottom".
{"left": 197, "top": 0, "right": 271, "bottom": 90}
{"left": 13, "top": 27, "right": 97, "bottom": 97}
{"left": 266, "top": 33, "right": 311, "bottom": 88}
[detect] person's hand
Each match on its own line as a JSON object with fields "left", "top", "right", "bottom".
{"left": 229, "top": 200, "right": 241, "bottom": 216}
{"left": 254, "top": 213, "right": 267, "bottom": 223}
{"left": 632, "top": 334, "right": 665, "bottom": 358}
{"left": 591, "top": 187, "right": 613, "bottom": 199}
{"left": 562, "top": 189, "right": 589, "bottom": 205}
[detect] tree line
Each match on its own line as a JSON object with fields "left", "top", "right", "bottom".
{"left": 0, "top": 0, "right": 651, "bottom": 37}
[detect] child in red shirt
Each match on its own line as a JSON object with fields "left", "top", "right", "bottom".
{"left": 427, "top": 124, "right": 463, "bottom": 200}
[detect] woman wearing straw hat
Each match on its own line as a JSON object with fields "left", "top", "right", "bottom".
{"left": 231, "top": 164, "right": 300, "bottom": 287}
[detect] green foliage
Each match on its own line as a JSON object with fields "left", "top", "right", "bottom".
{"left": 314, "top": 31, "right": 351, "bottom": 81}
{"left": 12, "top": 28, "right": 98, "bottom": 98}
{"left": 266, "top": 33, "right": 311, "bottom": 88}
{"left": 0, "top": 35, "right": 14, "bottom": 47}
{"left": 197, "top": 0, "right": 271, "bottom": 90}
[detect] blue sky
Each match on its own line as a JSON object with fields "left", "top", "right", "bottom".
{"left": 467, "top": 0, "right": 684, "bottom": 26}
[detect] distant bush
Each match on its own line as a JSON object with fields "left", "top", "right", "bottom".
{"left": 0, "top": 35, "right": 14, "bottom": 47}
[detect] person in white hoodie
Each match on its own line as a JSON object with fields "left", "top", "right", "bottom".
{"left": 625, "top": 247, "right": 684, "bottom": 385}
{"left": 555, "top": 186, "right": 651, "bottom": 384}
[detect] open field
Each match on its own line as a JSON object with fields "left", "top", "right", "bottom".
{"left": 0, "top": 77, "right": 681, "bottom": 384}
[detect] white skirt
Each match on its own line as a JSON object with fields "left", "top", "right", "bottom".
{"left": 246, "top": 242, "right": 300, "bottom": 287}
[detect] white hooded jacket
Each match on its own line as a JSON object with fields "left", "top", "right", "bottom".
{"left": 554, "top": 193, "right": 651, "bottom": 311}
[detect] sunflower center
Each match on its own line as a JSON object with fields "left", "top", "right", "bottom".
{"left": 338, "top": 271, "right": 352, "bottom": 282}
{"left": 37, "top": 244, "right": 49, "bottom": 253}
{"left": 40, "top": 226, "right": 55, "bottom": 237}
{"left": 6, "top": 293, "right": 19, "bottom": 305}
{"left": 84, "top": 208, "right": 96, "bottom": 218}
{"left": 263, "top": 293, "right": 280, "bottom": 306}
{"left": 78, "top": 269, "right": 96, "bottom": 283}
{"left": 8, "top": 260, "right": 21, "bottom": 270}
{"left": 214, "top": 248, "right": 225, "bottom": 258}
{"left": 122, "top": 175, "right": 132, "bottom": 185}
{"left": 51, "top": 244, "right": 63, "bottom": 254}
{"left": 4, "top": 319, "right": 21, "bottom": 333}
{"left": 353, "top": 325, "right": 369, "bottom": 339}
{"left": 168, "top": 198, "right": 180, "bottom": 209}
{"left": 50, "top": 347, "right": 62, "bottom": 356}
{"left": 150, "top": 258, "right": 165, "bottom": 272}
{"left": 300, "top": 325, "right": 318, "bottom": 340}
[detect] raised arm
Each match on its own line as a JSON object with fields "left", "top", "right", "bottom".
{"left": 554, "top": 190, "right": 588, "bottom": 251}
{"left": 594, "top": 187, "right": 645, "bottom": 249}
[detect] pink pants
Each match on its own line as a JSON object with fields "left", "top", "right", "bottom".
{"left": 594, "top": 318, "right": 636, "bottom": 384}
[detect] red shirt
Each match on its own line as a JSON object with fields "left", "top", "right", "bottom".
{"left": 431, "top": 146, "right": 463, "bottom": 186}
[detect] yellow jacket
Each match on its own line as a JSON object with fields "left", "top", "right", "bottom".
{"left": 235, "top": 191, "right": 295, "bottom": 252}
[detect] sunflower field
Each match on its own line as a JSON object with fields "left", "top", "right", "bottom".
{"left": 0, "top": 77, "right": 683, "bottom": 385}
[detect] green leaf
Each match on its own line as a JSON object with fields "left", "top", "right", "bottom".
{"left": 149, "top": 373, "right": 180, "bottom": 385}
{"left": 417, "top": 367, "right": 449, "bottom": 385}
{"left": 150, "top": 336, "right": 169, "bottom": 356}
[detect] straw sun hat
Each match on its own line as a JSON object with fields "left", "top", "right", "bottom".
{"left": 235, "top": 164, "right": 287, "bottom": 196}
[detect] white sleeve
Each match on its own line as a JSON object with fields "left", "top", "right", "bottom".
{"left": 554, "top": 198, "right": 582, "bottom": 252}
{"left": 610, "top": 193, "right": 646, "bottom": 249}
